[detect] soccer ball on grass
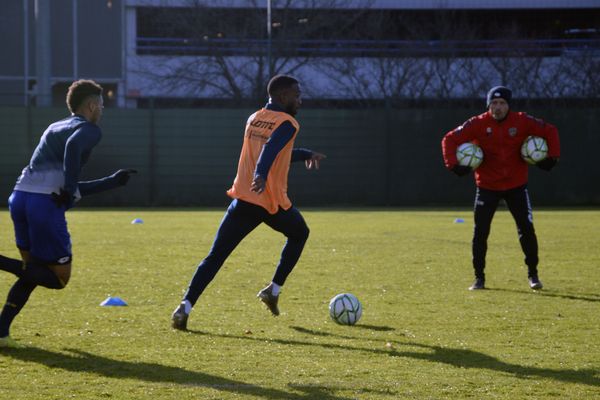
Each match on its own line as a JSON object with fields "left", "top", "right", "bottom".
{"left": 329, "top": 293, "right": 362, "bottom": 325}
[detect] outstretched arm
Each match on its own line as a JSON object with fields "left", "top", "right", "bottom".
{"left": 78, "top": 169, "right": 137, "bottom": 196}
{"left": 296, "top": 150, "right": 326, "bottom": 170}
{"left": 251, "top": 121, "right": 326, "bottom": 194}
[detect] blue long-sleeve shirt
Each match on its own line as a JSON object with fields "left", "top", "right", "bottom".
{"left": 14, "top": 114, "right": 121, "bottom": 200}
{"left": 254, "top": 102, "right": 313, "bottom": 180}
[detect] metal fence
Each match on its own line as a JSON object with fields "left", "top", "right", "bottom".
{"left": 0, "top": 105, "right": 598, "bottom": 207}
{"left": 136, "top": 37, "right": 600, "bottom": 57}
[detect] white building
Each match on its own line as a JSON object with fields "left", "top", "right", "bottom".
{"left": 1, "top": 0, "right": 598, "bottom": 107}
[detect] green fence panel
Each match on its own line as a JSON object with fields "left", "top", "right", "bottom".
{"left": 0, "top": 106, "right": 596, "bottom": 207}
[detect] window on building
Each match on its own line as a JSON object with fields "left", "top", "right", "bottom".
{"left": 136, "top": 6, "right": 600, "bottom": 57}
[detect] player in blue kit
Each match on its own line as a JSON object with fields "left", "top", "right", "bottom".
{"left": 0, "top": 80, "right": 137, "bottom": 348}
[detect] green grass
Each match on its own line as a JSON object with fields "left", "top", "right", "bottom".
{"left": 0, "top": 209, "right": 599, "bottom": 399}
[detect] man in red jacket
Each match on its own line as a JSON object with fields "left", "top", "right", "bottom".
{"left": 441, "top": 86, "right": 560, "bottom": 291}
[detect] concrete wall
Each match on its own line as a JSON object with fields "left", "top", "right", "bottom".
{"left": 0, "top": 0, "right": 122, "bottom": 105}
{"left": 0, "top": 106, "right": 597, "bottom": 207}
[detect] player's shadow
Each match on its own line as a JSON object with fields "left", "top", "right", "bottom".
{"left": 486, "top": 287, "right": 600, "bottom": 303}
{"left": 291, "top": 325, "right": 394, "bottom": 336}
{"left": 390, "top": 341, "right": 600, "bottom": 387}
{"left": 355, "top": 323, "right": 395, "bottom": 332}
{"left": 189, "top": 327, "right": 600, "bottom": 388}
{"left": 2, "top": 346, "right": 355, "bottom": 400}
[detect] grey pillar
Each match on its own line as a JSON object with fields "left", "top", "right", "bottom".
{"left": 35, "top": 0, "right": 52, "bottom": 107}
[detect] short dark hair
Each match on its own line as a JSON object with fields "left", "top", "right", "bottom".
{"left": 267, "top": 75, "right": 299, "bottom": 97}
{"left": 66, "top": 79, "right": 103, "bottom": 113}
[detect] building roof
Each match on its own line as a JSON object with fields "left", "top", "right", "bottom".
{"left": 126, "top": 0, "right": 600, "bottom": 9}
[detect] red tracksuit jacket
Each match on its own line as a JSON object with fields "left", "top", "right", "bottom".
{"left": 442, "top": 110, "right": 560, "bottom": 191}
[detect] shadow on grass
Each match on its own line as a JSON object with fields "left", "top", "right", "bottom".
{"left": 291, "top": 325, "right": 394, "bottom": 337}
{"left": 189, "top": 327, "right": 600, "bottom": 388}
{"left": 391, "top": 342, "right": 600, "bottom": 387}
{"left": 355, "top": 324, "right": 395, "bottom": 332}
{"left": 487, "top": 287, "right": 600, "bottom": 303}
{"left": 1, "top": 346, "right": 355, "bottom": 400}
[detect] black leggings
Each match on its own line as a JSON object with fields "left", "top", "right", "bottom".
{"left": 472, "top": 185, "right": 539, "bottom": 279}
{"left": 183, "top": 199, "right": 309, "bottom": 306}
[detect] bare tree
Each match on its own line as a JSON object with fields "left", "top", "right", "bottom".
{"left": 457, "top": 57, "right": 492, "bottom": 98}
{"left": 321, "top": 9, "right": 600, "bottom": 103}
{"left": 132, "top": 2, "right": 600, "bottom": 103}
{"left": 319, "top": 56, "right": 424, "bottom": 101}
{"left": 318, "top": 8, "right": 493, "bottom": 101}
{"left": 561, "top": 48, "right": 600, "bottom": 99}
{"left": 132, "top": 0, "right": 372, "bottom": 103}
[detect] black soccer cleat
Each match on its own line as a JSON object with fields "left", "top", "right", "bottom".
{"left": 171, "top": 303, "right": 189, "bottom": 330}
{"left": 469, "top": 278, "right": 485, "bottom": 291}
{"left": 528, "top": 276, "right": 543, "bottom": 290}
{"left": 257, "top": 286, "right": 280, "bottom": 316}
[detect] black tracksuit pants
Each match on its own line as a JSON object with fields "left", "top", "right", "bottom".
{"left": 183, "top": 199, "right": 309, "bottom": 306}
{"left": 472, "top": 184, "right": 539, "bottom": 280}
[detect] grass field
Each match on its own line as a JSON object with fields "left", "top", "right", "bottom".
{"left": 0, "top": 209, "right": 599, "bottom": 399}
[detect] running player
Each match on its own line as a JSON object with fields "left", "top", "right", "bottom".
{"left": 0, "top": 79, "right": 137, "bottom": 347}
{"left": 171, "top": 75, "right": 326, "bottom": 330}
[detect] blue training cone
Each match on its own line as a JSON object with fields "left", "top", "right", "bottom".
{"left": 100, "top": 296, "right": 128, "bottom": 306}
{"left": 131, "top": 218, "right": 144, "bottom": 224}
{"left": 454, "top": 218, "right": 465, "bottom": 223}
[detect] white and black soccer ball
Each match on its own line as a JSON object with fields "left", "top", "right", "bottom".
{"left": 521, "top": 136, "right": 548, "bottom": 165}
{"left": 456, "top": 142, "right": 484, "bottom": 169}
{"left": 329, "top": 293, "right": 362, "bottom": 325}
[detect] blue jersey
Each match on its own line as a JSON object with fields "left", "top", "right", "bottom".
{"left": 14, "top": 115, "right": 101, "bottom": 199}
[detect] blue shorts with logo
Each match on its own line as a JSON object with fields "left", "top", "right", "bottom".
{"left": 8, "top": 190, "right": 72, "bottom": 265}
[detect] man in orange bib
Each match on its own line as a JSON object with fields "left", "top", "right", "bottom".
{"left": 172, "top": 75, "right": 326, "bottom": 330}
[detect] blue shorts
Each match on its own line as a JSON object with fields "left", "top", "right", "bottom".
{"left": 8, "top": 190, "right": 72, "bottom": 264}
